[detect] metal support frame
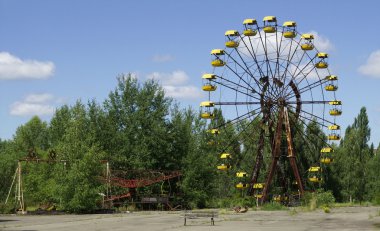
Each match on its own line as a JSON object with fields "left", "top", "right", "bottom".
{"left": 261, "top": 105, "right": 304, "bottom": 202}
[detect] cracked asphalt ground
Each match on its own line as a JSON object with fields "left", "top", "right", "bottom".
{"left": 1, "top": 206, "right": 380, "bottom": 231}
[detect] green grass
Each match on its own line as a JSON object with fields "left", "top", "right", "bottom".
{"left": 261, "top": 202, "right": 288, "bottom": 211}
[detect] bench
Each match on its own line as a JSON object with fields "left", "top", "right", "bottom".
{"left": 183, "top": 210, "right": 218, "bottom": 226}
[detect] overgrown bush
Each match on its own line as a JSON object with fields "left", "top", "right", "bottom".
{"left": 261, "top": 201, "right": 287, "bottom": 211}
{"left": 0, "top": 203, "right": 15, "bottom": 214}
{"left": 209, "top": 196, "right": 257, "bottom": 209}
{"left": 303, "top": 190, "right": 335, "bottom": 209}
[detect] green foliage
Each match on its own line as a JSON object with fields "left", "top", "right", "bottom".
{"left": 211, "top": 196, "right": 257, "bottom": 208}
{"left": 1, "top": 76, "right": 379, "bottom": 213}
{"left": 303, "top": 190, "right": 335, "bottom": 209}
{"left": 261, "top": 201, "right": 287, "bottom": 211}
{"left": 0, "top": 203, "right": 15, "bottom": 214}
{"left": 59, "top": 148, "right": 104, "bottom": 213}
{"left": 329, "top": 107, "right": 372, "bottom": 203}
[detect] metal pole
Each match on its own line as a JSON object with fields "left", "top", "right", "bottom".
{"left": 17, "top": 161, "right": 25, "bottom": 213}
{"left": 262, "top": 106, "right": 284, "bottom": 202}
{"left": 5, "top": 167, "right": 18, "bottom": 205}
{"left": 284, "top": 107, "right": 304, "bottom": 196}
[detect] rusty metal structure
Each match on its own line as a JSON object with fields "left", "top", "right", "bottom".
{"left": 201, "top": 16, "right": 341, "bottom": 203}
{"left": 102, "top": 170, "right": 182, "bottom": 205}
{"left": 6, "top": 149, "right": 182, "bottom": 211}
{"left": 5, "top": 149, "right": 67, "bottom": 213}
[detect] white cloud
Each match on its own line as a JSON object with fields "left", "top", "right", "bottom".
{"left": 358, "top": 50, "right": 380, "bottom": 78}
{"left": 10, "top": 93, "right": 59, "bottom": 116}
{"left": 147, "top": 70, "right": 188, "bottom": 86}
{"left": 24, "top": 93, "right": 54, "bottom": 103}
{"left": 163, "top": 86, "right": 202, "bottom": 99}
{"left": 0, "top": 52, "right": 55, "bottom": 80}
{"left": 152, "top": 54, "right": 174, "bottom": 63}
{"left": 145, "top": 70, "right": 202, "bottom": 100}
{"left": 10, "top": 103, "right": 55, "bottom": 116}
{"left": 306, "top": 31, "right": 334, "bottom": 52}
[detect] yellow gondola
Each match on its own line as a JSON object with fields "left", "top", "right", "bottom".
{"left": 273, "top": 195, "right": 282, "bottom": 202}
{"left": 211, "top": 50, "right": 225, "bottom": 67}
{"left": 253, "top": 183, "right": 265, "bottom": 189}
{"left": 325, "top": 75, "right": 338, "bottom": 81}
{"left": 236, "top": 182, "right": 249, "bottom": 189}
{"left": 309, "top": 166, "right": 321, "bottom": 172}
{"left": 321, "top": 147, "right": 334, "bottom": 153}
{"left": 208, "top": 128, "right": 219, "bottom": 135}
{"left": 308, "top": 167, "right": 322, "bottom": 182}
{"left": 220, "top": 153, "right": 231, "bottom": 159}
{"left": 211, "top": 49, "right": 225, "bottom": 55}
{"left": 315, "top": 62, "right": 328, "bottom": 68}
{"left": 202, "top": 73, "right": 217, "bottom": 80}
{"left": 254, "top": 194, "right": 263, "bottom": 198}
{"left": 263, "top": 16, "right": 277, "bottom": 33}
{"left": 328, "top": 124, "right": 340, "bottom": 130}
{"left": 328, "top": 134, "right": 341, "bottom": 140}
{"left": 309, "top": 176, "right": 322, "bottom": 182}
{"left": 211, "top": 59, "right": 225, "bottom": 67}
{"left": 200, "top": 101, "right": 214, "bottom": 107}
{"left": 301, "top": 34, "right": 314, "bottom": 50}
{"left": 315, "top": 53, "right": 328, "bottom": 69}
{"left": 225, "top": 30, "right": 240, "bottom": 48}
{"left": 243, "top": 19, "right": 257, "bottom": 36}
{"left": 283, "top": 21, "right": 296, "bottom": 38}
{"left": 325, "top": 85, "right": 338, "bottom": 91}
{"left": 321, "top": 157, "right": 333, "bottom": 164}
{"left": 329, "top": 100, "right": 342, "bottom": 105}
{"left": 317, "top": 53, "right": 328, "bottom": 59}
{"left": 201, "top": 112, "right": 214, "bottom": 119}
{"left": 217, "top": 164, "right": 231, "bottom": 170}
{"left": 225, "top": 40, "right": 239, "bottom": 48}
{"left": 236, "top": 172, "right": 247, "bottom": 177}
{"left": 202, "top": 84, "right": 217, "bottom": 91}
{"left": 330, "top": 109, "right": 342, "bottom": 116}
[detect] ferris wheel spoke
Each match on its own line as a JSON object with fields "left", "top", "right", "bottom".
{"left": 213, "top": 107, "right": 262, "bottom": 130}
{"left": 274, "top": 29, "right": 284, "bottom": 82}
{"left": 223, "top": 62, "right": 257, "bottom": 92}
{"left": 257, "top": 29, "right": 275, "bottom": 79}
{"left": 287, "top": 104, "right": 335, "bottom": 126}
{"left": 211, "top": 79, "right": 261, "bottom": 102}
{"left": 214, "top": 75, "right": 257, "bottom": 95}
{"left": 239, "top": 35, "right": 266, "bottom": 78}
{"left": 280, "top": 57, "right": 318, "bottom": 98}
{"left": 287, "top": 115, "right": 329, "bottom": 163}
{"left": 287, "top": 100, "right": 330, "bottom": 104}
{"left": 298, "top": 78, "right": 328, "bottom": 94}
{"left": 285, "top": 78, "right": 329, "bottom": 100}
{"left": 217, "top": 110, "right": 262, "bottom": 154}
{"left": 214, "top": 101, "right": 261, "bottom": 106}
{"left": 232, "top": 47, "right": 264, "bottom": 92}
{"left": 288, "top": 112, "right": 332, "bottom": 149}
{"left": 287, "top": 109, "right": 327, "bottom": 128}
{"left": 278, "top": 37, "right": 303, "bottom": 86}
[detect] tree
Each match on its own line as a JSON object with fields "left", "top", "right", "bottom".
{"left": 332, "top": 107, "right": 371, "bottom": 202}
{"left": 55, "top": 101, "right": 106, "bottom": 212}
{"left": 13, "top": 116, "right": 49, "bottom": 154}
{"left": 102, "top": 74, "right": 172, "bottom": 170}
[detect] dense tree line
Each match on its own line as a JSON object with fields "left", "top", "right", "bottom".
{"left": 0, "top": 74, "right": 379, "bottom": 212}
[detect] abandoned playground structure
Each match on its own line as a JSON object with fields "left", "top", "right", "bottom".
{"left": 5, "top": 149, "right": 182, "bottom": 213}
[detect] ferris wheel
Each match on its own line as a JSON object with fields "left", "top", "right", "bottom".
{"left": 200, "top": 16, "right": 341, "bottom": 202}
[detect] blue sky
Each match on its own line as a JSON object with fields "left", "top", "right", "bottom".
{"left": 1, "top": 0, "right": 380, "bottom": 146}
